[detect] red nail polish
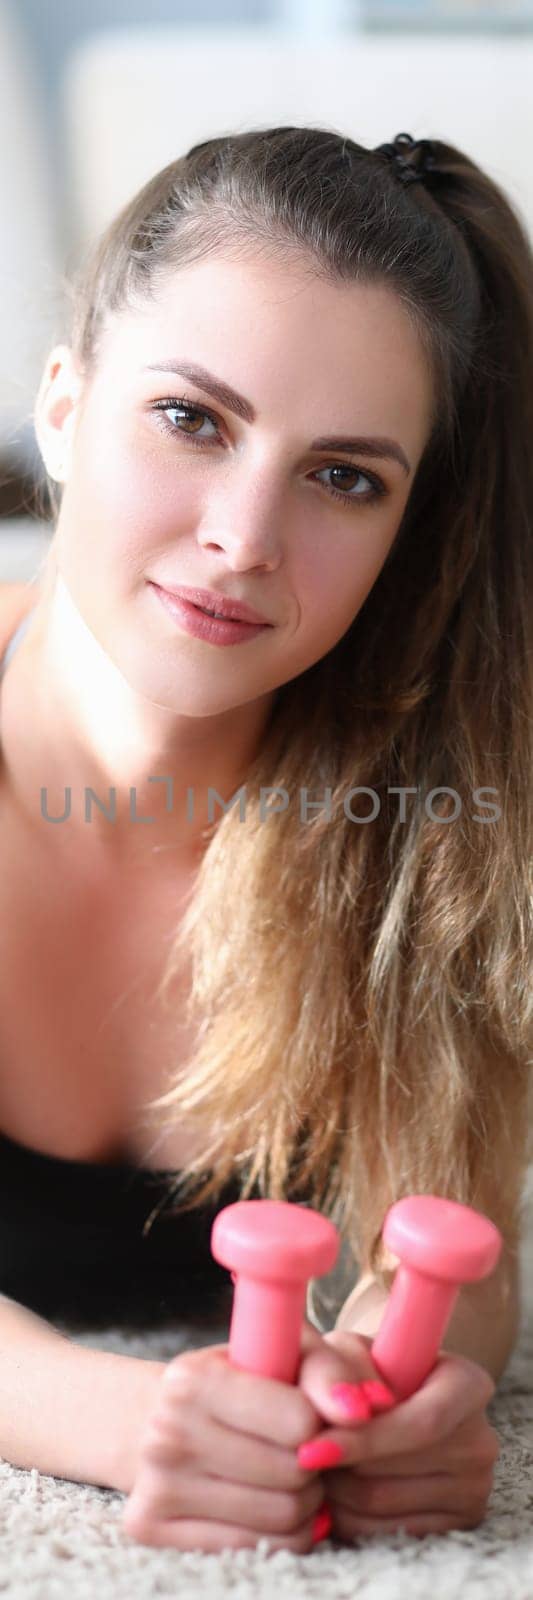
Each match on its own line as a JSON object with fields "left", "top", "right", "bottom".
{"left": 311, "top": 1503, "right": 333, "bottom": 1544}
{"left": 298, "top": 1437, "right": 345, "bottom": 1470}
{"left": 360, "top": 1379, "right": 396, "bottom": 1412}
{"left": 329, "top": 1382, "right": 372, "bottom": 1422}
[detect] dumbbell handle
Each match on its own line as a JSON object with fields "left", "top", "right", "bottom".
{"left": 229, "top": 1270, "right": 309, "bottom": 1382}
{"left": 371, "top": 1265, "right": 460, "bottom": 1398}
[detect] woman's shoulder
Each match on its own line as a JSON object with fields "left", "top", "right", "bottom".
{"left": 0, "top": 582, "right": 38, "bottom": 659}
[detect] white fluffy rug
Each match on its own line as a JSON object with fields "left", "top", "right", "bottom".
{"left": 1, "top": 1191, "right": 532, "bottom": 1600}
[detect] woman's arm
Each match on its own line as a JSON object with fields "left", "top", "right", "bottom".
{"left": 335, "top": 1242, "right": 521, "bottom": 1384}
{"left": 0, "top": 1292, "right": 165, "bottom": 1490}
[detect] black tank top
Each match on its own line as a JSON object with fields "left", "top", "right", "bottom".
{"left": 0, "top": 608, "right": 243, "bottom": 1325}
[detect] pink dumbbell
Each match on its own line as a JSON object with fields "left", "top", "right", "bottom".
{"left": 371, "top": 1194, "right": 502, "bottom": 1399}
{"left": 211, "top": 1194, "right": 502, "bottom": 1398}
{"left": 211, "top": 1199, "right": 339, "bottom": 1382}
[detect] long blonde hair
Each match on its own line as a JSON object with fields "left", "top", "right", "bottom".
{"left": 37, "top": 126, "right": 533, "bottom": 1295}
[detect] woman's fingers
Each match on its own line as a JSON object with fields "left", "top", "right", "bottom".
{"left": 130, "top": 1457, "right": 324, "bottom": 1533}
{"left": 167, "top": 1342, "right": 323, "bottom": 1450}
{"left": 154, "top": 1375, "right": 324, "bottom": 1492}
{"left": 333, "top": 1506, "right": 490, "bottom": 1540}
{"left": 297, "top": 1328, "right": 386, "bottom": 1431}
{"left": 352, "top": 1410, "right": 500, "bottom": 1477}
{"left": 125, "top": 1513, "right": 318, "bottom": 1554}
{"left": 124, "top": 1478, "right": 323, "bottom": 1555}
{"left": 337, "top": 1354, "right": 495, "bottom": 1465}
{"left": 329, "top": 1465, "right": 495, "bottom": 1521}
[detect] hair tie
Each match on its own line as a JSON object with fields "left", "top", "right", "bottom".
{"left": 374, "top": 131, "right": 438, "bottom": 187}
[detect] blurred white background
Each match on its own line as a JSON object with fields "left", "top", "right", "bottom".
{"left": 1, "top": 0, "right": 532, "bottom": 581}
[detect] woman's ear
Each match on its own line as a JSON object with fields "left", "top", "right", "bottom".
{"left": 33, "top": 344, "right": 84, "bottom": 483}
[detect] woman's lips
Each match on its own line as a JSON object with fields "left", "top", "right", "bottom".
{"left": 152, "top": 582, "right": 270, "bottom": 625}
{"left": 149, "top": 583, "right": 271, "bottom": 646}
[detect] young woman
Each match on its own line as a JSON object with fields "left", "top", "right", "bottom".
{"left": 0, "top": 125, "right": 530, "bottom": 1553}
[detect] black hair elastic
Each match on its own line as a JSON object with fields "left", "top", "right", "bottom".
{"left": 374, "top": 131, "right": 439, "bottom": 187}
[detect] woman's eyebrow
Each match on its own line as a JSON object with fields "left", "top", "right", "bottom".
{"left": 142, "top": 358, "right": 412, "bottom": 476}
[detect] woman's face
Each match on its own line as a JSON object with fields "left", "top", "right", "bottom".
{"left": 37, "top": 252, "right": 433, "bottom": 717}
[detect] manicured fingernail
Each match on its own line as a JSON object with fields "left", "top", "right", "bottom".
{"left": 311, "top": 1503, "right": 333, "bottom": 1544}
{"left": 298, "top": 1437, "right": 345, "bottom": 1471}
{"left": 360, "top": 1379, "right": 396, "bottom": 1412}
{"left": 329, "top": 1382, "right": 372, "bottom": 1422}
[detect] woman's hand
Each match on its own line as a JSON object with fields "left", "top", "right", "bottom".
{"left": 122, "top": 1323, "right": 328, "bottom": 1553}
{"left": 297, "top": 1329, "right": 499, "bottom": 1540}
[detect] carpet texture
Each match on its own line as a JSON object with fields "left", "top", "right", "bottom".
{"left": 1, "top": 1189, "right": 532, "bottom": 1599}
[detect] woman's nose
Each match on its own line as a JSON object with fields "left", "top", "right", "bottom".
{"left": 197, "top": 510, "right": 283, "bottom": 571}
{"left": 197, "top": 468, "right": 289, "bottom": 569}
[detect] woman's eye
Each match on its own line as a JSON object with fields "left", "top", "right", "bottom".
{"left": 151, "top": 398, "right": 387, "bottom": 509}
{"left": 315, "top": 464, "right": 386, "bottom": 507}
{"left": 153, "top": 399, "right": 219, "bottom": 444}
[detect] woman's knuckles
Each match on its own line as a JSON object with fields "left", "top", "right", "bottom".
{"left": 322, "top": 1329, "right": 381, "bottom": 1381}
{"left": 142, "top": 1426, "right": 187, "bottom": 1467}
{"left": 453, "top": 1434, "right": 500, "bottom": 1473}
{"left": 145, "top": 1401, "right": 189, "bottom": 1449}
{"left": 434, "top": 1354, "right": 496, "bottom": 1416}
{"left": 275, "top": 1485, "right": 325, "bottom": 1533}
{"left": 123, "top": 1490, "right": 167, "bottom": 1541}
{"left": 453, "top": 1356, "right": 496, "bottom": 1407}
{"left": 481, "top": 1428, "right": 501, "bottom": 1468}
{"left": 300, "top": 1321, "right": 326, "bottom": 1356}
